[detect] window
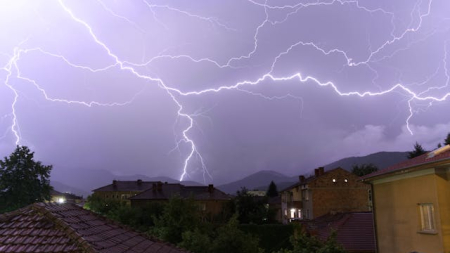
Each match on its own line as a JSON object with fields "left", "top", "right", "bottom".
{"left": 332, "top": 178, "right": 336, "bottom": 183}
{"left": 290, "top": 208, "right": 296, "bottom": 218}
{"left": 344, "top": 178, "right": 348, "bottom": 183}
{"left": 419, "top": 203, "right": 436, "bottom": 232}
{"left": 302, "top": 190, "right": 309, "bottom": 200}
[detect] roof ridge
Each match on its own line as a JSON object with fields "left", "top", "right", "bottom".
{"left": 32, "top": 203, "right": 97, "bottom": 253}
{"left": 0, "top": 205, "right": 33, "bottom": 223}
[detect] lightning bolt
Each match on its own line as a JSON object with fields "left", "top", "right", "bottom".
{"left": 2, "top": 0, "right": 449, "bottom": 183}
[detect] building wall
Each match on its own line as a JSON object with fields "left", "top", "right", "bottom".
{"left": 309, "top": 168, "right": 370, "bottom": 219}
{"left": 93, "top": 191, "right": 140, "bottom": 203}
{"left": 373, "top": 168, "right": 449, "bottom": 253}
{"left": 281, "top": 185, "right": 303, "bottom": 223}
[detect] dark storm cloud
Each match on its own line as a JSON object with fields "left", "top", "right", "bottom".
{"left": 1, "top": 0, "right": 449, "bottom": 185}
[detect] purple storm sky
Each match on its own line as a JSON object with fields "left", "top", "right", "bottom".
{"left": 1, "top": 0, "right": 450, "bottom": 185}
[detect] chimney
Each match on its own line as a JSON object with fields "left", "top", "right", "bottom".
{"left": 318, "top": 167, "right": 324, "bottom": 176}
{"left": 299, "top": 175, "right": 305, "bottom": 183}
{"left": 152, "top": 183, "right": 157, "bottom": 192}
{"left": 314, "top": 169, "right": 320, "bottom": 177}
{"left": 137, "top": 179, "right": 142, "bottom": 185}
{"left": 208, "top": 184, "right": 214, "bottom": 193}
{"left": 157, "top": 182, "right": 163, "bottom": 192}
{"left": 112, "top": 180, "right": 117, "bottom": 189}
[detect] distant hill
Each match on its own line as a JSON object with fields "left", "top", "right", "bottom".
{"left": 51, "top": 181, "right": 90, "bottom": 198}
{"left": 218, "top": 151, "right": 409, "bottom": 194}
{"left": 323, "top": 151, "right": 408, "bottom": 171}
{"left": 51, "top": 167, "right": 203, "bottom": 197}
{"left": 217, "top": 170, "right": 297, "bottom": 194}
{"left": 50, "top": 151, "right": 409, "bottom": 196}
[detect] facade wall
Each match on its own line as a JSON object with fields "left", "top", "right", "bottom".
{"left": 93, "top": 191, "right": 141, "bottom": 205}
{"left": 436, "top": 168, "right": 450, "bottom": 252}
{"left": 309, "top": 169, "right": 370, "bottom": 219}
{"left": 373, "top": 169, "right": 447, "bottom": 253}
{"left": 281, "top": 185, "right": 303, "bottom": 223}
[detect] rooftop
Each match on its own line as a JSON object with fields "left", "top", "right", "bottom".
{"left": 280, "top": 167, "right": 347, "bottom": 192}
{"left": 92, "top": 180, "right": 157, "bottom": 192}
{"left": 362, "top": 145, "right": 450, "bottom": 181}
{"left": 130, "top": 183, "right": 230, "bottom": 201}
{"left": 0, "top": 203, "right": 187, "bottom": 253}
{"left": 301, "top": 212, "right": 376, "bottom": 253}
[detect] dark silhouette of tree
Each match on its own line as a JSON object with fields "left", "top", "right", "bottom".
{"left": 351, "top": 164, "right": 378, "bottom": 177}
{"left": 445, "top": 133, "right": 450, "bottom": 146}
{"left": 275, "top": 229, "right": 347, "bottom": 253}
{"left": 266, "top": 181, "right": 278, "bottom": 197}
{"left": 0, "top": 146, "right": 52, "bottom": 213}
{"left": 407, "top": 142, "right": 427, "bottom": 159}
{"left": 180, "top": 214, "right": 263, "bottom": 253}
{"left": 152, "top": 195, "right": 201, "bottom": 244}
{"left": 234, "top": 188, "right": 268, "bottom": 224}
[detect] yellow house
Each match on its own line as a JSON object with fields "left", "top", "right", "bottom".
{"left": 362, "top": 145, "right": 450, "bottom": 253}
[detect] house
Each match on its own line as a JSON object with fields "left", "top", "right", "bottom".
{"left": 300, "top": 212, "right": 376, "bottom": 253}
{"left": 280, "top": 167, "right": 371, "bottom": 223}
{"left": 0, "top": 202, "right": 187, "bottom": 253}
{"left": 92, "top": 179, "right": 156, "bottom": 203}
{"left": 50, "top": 189, "right": 83, "bottom": 205}
{"left": 361, "top": 145, "right": 450, "bottom": 253}
{"left": 130, "top": 182, "right": 230, "bottom": 220}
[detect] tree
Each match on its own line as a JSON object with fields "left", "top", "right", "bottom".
{"left": 0, "top": 146, "right": 52, "bottom": 213}
{"left": 152, "top": 195, "right": 202, "bottom": 244}
{"left": 266, "top": 180, "right": 279, "bottom": 197}
{"left": 180, "top": 215, "right": 263, "bottom": 253}
{"left": 445, "top": 133, "right": 450, "bottom": 146}
{"left": 210, "top": 215, "right": 263, "bottom": 253}
{"left": 407, "top": 142, "right": 427, "bottom": 159}
{"left": 234, "top": 188, "right": 269, "bottom": 224}
{"left": 275, "top": 230, "right": 347, "bottom": 253}
{"left": 351, "top": 164, "right": 378, "bottom": 177}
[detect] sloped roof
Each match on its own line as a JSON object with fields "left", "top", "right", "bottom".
{"left": 0, "top": 203, "right": 187, "bottom": 253}
{"left": 280, "top": 167, "right": 347, "bottom": 192}
{"left": 130, "top": 183, "right": 230, "bottom": 201}
{"left": 302, "top": 212, "right": 376, "bottom": 253}
{"left": 362, "top": 145, "right": 450, "bottom": 181}
{"left": 92, "top": 180, "right": 157, "bottom": 192}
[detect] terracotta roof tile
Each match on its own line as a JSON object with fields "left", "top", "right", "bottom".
{"left": 301, "top": 212, "right": 376, "bottom": 253}
{"left": 0, "top": 203, "right": 188, "bottom": 253}
{"left": 362, "top": 145, "right": 450, "bottom": 180}
{"left": 130, "top": 183, "right": 230, "bottom": 201}
{"left": 92, "top": 180, "right": 157, "bottom": 192}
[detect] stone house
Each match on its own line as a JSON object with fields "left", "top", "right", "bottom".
{"left": 280, "top": 167, "right": 371, "bottom": 223}
{"left": 130, "top": 182, "right": 230, "bottom": 220}
{"left": 92, "top": 179, "right": 156, "bottom": 203}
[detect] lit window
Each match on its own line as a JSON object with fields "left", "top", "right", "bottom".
{"left": 332, "top": 178, "right": 336, "bottom": 183}
{"left": 344, "top": 179, "right": 348, "bottom": 183}
{"left": 290, "top": 208, "right": 296, "bottom": 218}
{"left": 57, "top": 197, "right": 65, "bottom": 204}
{"left": 419, "top": 203, "right": 436, "bottom": 232}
